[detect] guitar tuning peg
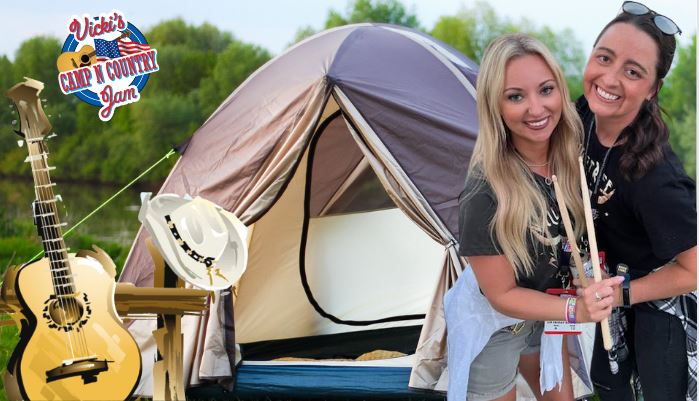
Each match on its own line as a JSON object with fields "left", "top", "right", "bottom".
{"left": 17, "top": 139, "right": 24, "bottom": 148}
{"left": 42, "top": 99, "right": 47, "bottom": 103}
{"left": 11, "top": 119, "right": 17, "bottom": 125}
{"left": 55, "top": 195, "right": 63, "bottom": 202}
{"left": 47, "top": 133, "right": 58, "bottom": 139}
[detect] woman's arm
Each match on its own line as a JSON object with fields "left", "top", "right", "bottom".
{"left": 616, "top": 246, "right": 696, "bottom": 306}
{"left": 470, "top": 254, "right": 624, "bottom": 322}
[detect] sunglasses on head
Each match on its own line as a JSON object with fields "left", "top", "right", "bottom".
{"left": 621, "top": 1, "right": 682, "bottom": 35}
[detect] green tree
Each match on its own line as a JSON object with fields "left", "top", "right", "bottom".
{"left": 289, "top": 25, "right": 318, "bottom": 48}
{"left": 289, "top": 0, "right": 422, "bottom": 48}
{"left": 661, "top": 35, "right": 696, "bottom": 177}
{"left": 147, "top": 19, "right": 232, "bottom": 53}
{"left": 148, "top": 44, "right": 215, "bottom": 95}
{"left": 0, "top": 56, "right": 16, "bottom": 159}
{"left": 3, "top": 37, "right": 78, "bottom": 180}
{"left": 431, "top": 1, "right": 585, "bottom": 99}
{"left": 146, "top": 19, "right": 233, "bottom": 96}
{"left": 325, "top": 0, "right": 421, "bottom": 29}
{"left": 12, "top": 37, "right": 64, "bottom": 101}
{"left": 430, "top": 16, "right": 477, "bottom": 60}
{"left": 197, "top": 40, "right": 271, "bottom": 118}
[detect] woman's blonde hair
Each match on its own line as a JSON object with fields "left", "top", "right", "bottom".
{"left": 468, "top": 33, "right": 584, "bottom": 279}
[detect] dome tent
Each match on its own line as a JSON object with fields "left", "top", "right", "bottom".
{"left": 120, "top": 23, "right": 478, "bottom": 398}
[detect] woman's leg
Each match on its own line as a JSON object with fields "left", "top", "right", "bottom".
{"left": 518, "top": 343, "right": 574, "bottom": 401}
{"left": 486, "top": 387, "right": 516, "bottom": 401}
{"left": 469, "top": 323, "right": 536, "bottom": 401}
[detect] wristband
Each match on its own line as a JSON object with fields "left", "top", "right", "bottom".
{"left": 617, "top": 264, "right": 631, "bottom": 308}
{"left": 565, "top": 297, "right": 577, "bottom": 323}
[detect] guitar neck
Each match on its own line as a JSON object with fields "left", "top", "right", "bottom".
{"left": 26, "top": 139, "right": 75, "bottom": 295}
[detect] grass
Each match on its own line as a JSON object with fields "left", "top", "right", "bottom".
{"left": 0, "top": 318, "right": 17, "bottom": 401}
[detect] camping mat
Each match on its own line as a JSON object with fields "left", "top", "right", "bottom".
{"left": 186, "top": 364, "right": 446, "bottom": 400}
{"left": 273, "top": 349, "right": 407, "bottom": 362}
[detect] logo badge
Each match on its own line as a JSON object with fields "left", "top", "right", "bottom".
{"left": 57, "top": 10, "right": 159, "bottom": 121}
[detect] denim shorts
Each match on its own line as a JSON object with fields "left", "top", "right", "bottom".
{"left": 467, "top": 320, "right": 543, "bottom": 401}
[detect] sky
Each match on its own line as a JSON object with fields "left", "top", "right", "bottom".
{"left": 2, "top": 0, "right": 696, "bottom": 61}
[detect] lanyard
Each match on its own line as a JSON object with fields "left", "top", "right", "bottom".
{"left": 583, "top": 119, "right": 615, "bottom": 208}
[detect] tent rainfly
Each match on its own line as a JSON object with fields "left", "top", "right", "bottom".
{"left": 119, "top": 23, "right": 479, "bottom": 398}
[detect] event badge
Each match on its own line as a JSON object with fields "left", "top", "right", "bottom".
{"left": 544, "top": 288, "right": 582, "bottom": 335}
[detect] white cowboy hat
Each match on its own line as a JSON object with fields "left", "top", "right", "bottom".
{"left": 139, "top": 193, "right": 248, "bottom": 291}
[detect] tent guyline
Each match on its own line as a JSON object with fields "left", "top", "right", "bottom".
{"left": 29, "top": 148, "right": 178, "bottom": 263}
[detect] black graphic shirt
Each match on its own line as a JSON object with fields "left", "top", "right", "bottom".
{"left": 577, "top": 97, "right": 696, "bottom": 278}
{"left": 458, "top": 173, "right": 567, "bottom": 291}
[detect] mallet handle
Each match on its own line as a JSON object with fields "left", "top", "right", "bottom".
{"left": 551, "top": 175, "right": 588, "bottom": 288}
{"left": 579, "top": 157, "right": 612, "bottom": 350}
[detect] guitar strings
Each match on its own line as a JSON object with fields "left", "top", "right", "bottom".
{"left": 39, "top": 142, "right": 90, "bottom": 358}
{"left": 31, "top": 140, "right": 78, "bottom": 357}
{"left": 37, "top": 139, "right": 91, "bottom": 359}
{"left": 27, "top": 119, "right": 91, "bottom": 359}
{"left": 29, "top": 139, "right": 76, "bottom": 359}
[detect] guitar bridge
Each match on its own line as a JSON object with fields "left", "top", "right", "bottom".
{"left": 45, "top": 356, "right": 111, "bottom": 384}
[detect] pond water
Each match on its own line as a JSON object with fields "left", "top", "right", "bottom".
{"left": 0, "top": 178, "right": 158, "bottom": 246}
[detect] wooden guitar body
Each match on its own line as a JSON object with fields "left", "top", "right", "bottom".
{"left": 8, "top": 254, "right": 141, "bottom": 400}
{"left": 56, "top": 45, "right": 96, "bottom": 72}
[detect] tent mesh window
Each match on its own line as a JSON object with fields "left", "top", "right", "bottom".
{"left": 309, "top": 115, "right": 395, "bottom": 218}
{"left": 322, "top": 166, "right": 394, "bottom": 215}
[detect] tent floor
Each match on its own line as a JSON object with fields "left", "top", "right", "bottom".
{"left": 185, "top": 364, "right": 446, "bottom": 400}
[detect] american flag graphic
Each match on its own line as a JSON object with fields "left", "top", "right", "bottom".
{"left": 94, "top": 38, "right": 151, "bottom": 61}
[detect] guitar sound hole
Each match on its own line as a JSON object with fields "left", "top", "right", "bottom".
{"left": 80, "top": 54, "right": 90, "bottom": 63}
{"left": 42, "top": 294, "right": 92, "bottom": 332}
{"left": 49, "top": 298, "right": 84, "bottom": 326}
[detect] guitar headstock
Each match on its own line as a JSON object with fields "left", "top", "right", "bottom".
{"left": 6, "top": 78, "right": 51, "bottom": 142}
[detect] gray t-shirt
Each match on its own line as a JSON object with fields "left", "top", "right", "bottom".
{"left": 457, "top": 174, "right": 567, "bottom": 292}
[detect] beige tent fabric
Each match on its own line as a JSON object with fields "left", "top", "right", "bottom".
{"left": 122, "top": 79, "right": 334, "bottom": 394}
{"left": 232, "top": 83, "right": 331, "bottom": 222}
{"left": 188, "top": 82, "right": 331, "bottom": 385}
{"left": 334, "top": 87, "right": 461, "bottom": 390}
{"left": 235, "top": 149, "right": 442, "bottom": 341}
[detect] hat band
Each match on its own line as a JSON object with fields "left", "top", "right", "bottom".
{"left": 165, "top": 215, "right": 217, "bottom": 268}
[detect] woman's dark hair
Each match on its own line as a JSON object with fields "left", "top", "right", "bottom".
{"left": 594, "top": 12, "right": 677, "bottom": 180}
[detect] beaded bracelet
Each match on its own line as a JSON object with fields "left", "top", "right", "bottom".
{"left": 565, "top": 297, "right": 577, "bottom": 323}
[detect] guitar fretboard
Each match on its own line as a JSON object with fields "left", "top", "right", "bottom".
{"left": 26, "top": 137, "right": 75, "bottom": 295}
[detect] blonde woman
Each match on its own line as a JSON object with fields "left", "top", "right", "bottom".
{"left": 457, "top": 34, "right": 624, "bottom": 401}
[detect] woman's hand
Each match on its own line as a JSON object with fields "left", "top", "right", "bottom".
{"left": 574, "top": 276, "right": 625, "bottom": 323}
{"left": 573, "top": 273, "right": 624, "bottom": 307}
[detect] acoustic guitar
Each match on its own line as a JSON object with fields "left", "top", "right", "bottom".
{"left": 4, "top": 78, "right": 141, "bottom": 400}
{"left": 56, "top": 31, "right": 130, "bottom": 72}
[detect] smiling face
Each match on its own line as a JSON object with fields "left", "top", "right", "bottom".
{"left": 499, "top": 54, "right": 562, "bottom": 156}
{"left": 583, "top": 22, "right": 659, "bottom": 131}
